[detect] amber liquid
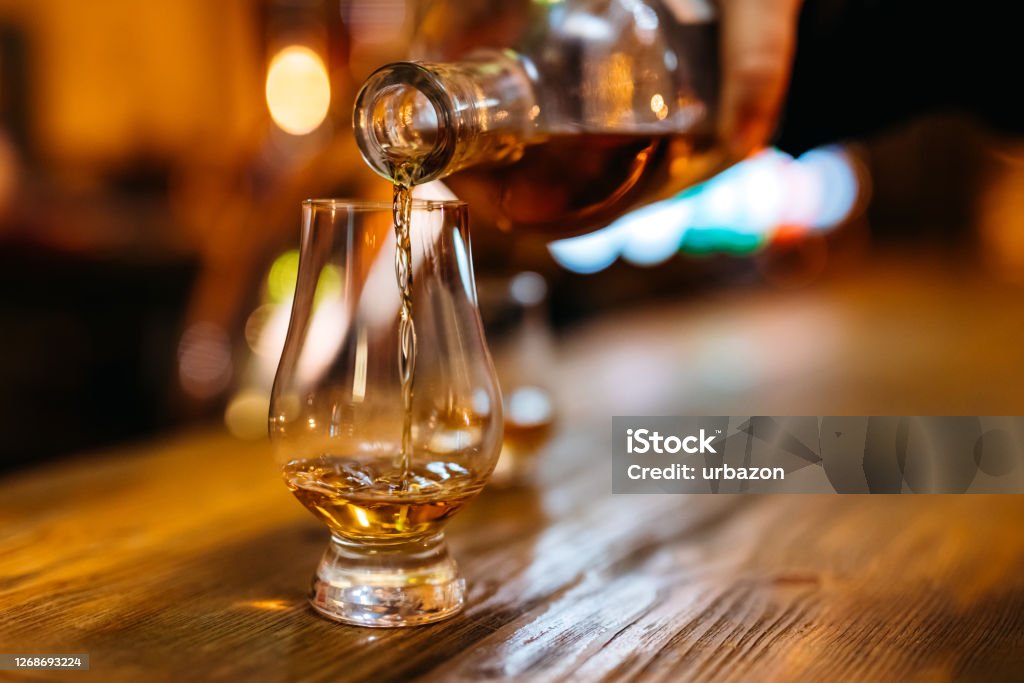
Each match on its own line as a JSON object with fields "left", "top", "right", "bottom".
{"left": 284, "top": 456, "right": 482, "bottom": 541}
{"left": 503, "top": 417, "right": 555, "bottom": 455}
{"left": 445, "top": 132, "right": 722, "bottom": 238}
{"left": 500, "top": 384, "right": 555, "bottom": 457}
{"left": 391, "top": 165, "right": 417, "bottom": 484}
{"left": 491, "top": 407, "right": 555, "bottom": 485}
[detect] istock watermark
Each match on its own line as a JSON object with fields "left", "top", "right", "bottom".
{"left": 612, "top": 416, "right": 1024, "bottom": 494}
{"left": 625, "top": 428, "right": 719, "bottom": 454}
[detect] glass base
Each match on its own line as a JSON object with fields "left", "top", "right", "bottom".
{"left": 309, "top": 533, "right": 465, "bottom": 627}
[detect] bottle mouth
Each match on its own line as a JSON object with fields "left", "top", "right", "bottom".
{"left": 303, "top": 198, "right": 467, "bottom": 212}
{"left": 353, "top": 62, "right": 455, "bottom": 184}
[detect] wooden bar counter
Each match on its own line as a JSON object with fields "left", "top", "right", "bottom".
{"left": 3, "top": 254, "right": 1024, "bottom": 681}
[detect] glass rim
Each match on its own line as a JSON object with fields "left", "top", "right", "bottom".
{"left": 303, "top": 198, "right": 468, "bottom": 212}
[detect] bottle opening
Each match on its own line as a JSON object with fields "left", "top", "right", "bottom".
{"left": 354, "top": 63, "right": 455, "bottom": 184}
{"left": 372, "top": 84, "right": 440, "bottom": 152}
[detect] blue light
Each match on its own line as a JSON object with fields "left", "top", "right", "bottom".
{"left": 798, "top": 146, "right": 860, "bottom": 229}
{"left": 620, "top": 200, "right": 692, "bottom": 267}
{"left": 547, "top": 145, "right": 862, "bottom": 273}
{"left": 547, "top": 221, "right": 631, "bottom": 274}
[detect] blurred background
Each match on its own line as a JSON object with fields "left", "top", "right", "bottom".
{"left": 1, "top": 0, "right": 1022, "bottom": 472}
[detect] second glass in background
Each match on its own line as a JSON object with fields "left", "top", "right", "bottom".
{"left": 478, "top": 272, "right": 558, "bottom": 487}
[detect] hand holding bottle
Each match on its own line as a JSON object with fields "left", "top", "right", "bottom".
{"left": 355, "top": 0, "right": 804, "bottom": 236}
{"left": 718, "top": 0, "right": 802, "bottom": 158}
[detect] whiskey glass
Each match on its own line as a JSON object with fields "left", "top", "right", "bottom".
{"left": 478, "top": 272, "right": 558, "bottom": 487}
{"left": 269, "top": 199, "right": 502, "bottom": 627}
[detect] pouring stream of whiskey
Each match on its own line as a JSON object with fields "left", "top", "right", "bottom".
{"left": 392, "top": 163, "right": 417, "bottom": 486}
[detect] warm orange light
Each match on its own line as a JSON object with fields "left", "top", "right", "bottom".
{"left": 237, "top": 599, "right": 292, "bottom": 611}
{"left": 265, "top": 46, "right": 331, "bottom": 135}
{"left": 650, "top": 93, "right": 669, "bottom": 120}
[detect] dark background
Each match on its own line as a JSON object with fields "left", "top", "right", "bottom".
{"left": 0, "top": 0, "right": 1021, "bottom": 470}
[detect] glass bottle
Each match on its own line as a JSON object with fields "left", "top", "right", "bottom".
{"left": 353, "top": 0, "right": 730, "bottom": 237}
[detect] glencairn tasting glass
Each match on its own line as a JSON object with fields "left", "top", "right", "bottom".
{"left": 269, "top": 199, "right": 503, "bottom": 627}
{"left": 353, "top": 0, "right": 729, "bottom": 237}
{"left": 478, "top": 272, "right": 557, "bottom": 487}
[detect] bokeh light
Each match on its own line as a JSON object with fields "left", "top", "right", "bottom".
{"left": 620, "top": 201, "right": 692, "bottom": 266}
{"left": 178, "top": 322, "right": 233, "bottom": 398}
{"left": 265, "top": 45, "right": 331, "bottom": 135}
{"left": 224, "top": 389, "right": 271, "bottom": 440}
{"left": 267, "top": 249, "right": 342, "bottom": 305}
{"left": 549, "top": 145, "right": 863, "bottom": 274}
{"left": 548, "top": 221, "right": 632, "bottom": 274}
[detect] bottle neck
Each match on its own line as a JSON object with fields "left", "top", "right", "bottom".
{"left": 353, "top": 51, "right": 537, "bottom": 185}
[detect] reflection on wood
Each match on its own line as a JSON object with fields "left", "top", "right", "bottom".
{"left": 3, "top": 428, "right": 1022, "bottom": 681}
{"left": 2, "top": 255, "right": 1024, "bottom": 681}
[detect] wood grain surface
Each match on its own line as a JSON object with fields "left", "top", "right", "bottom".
{"left": 2, "top": 254, "right": 1024, "bottom": 682}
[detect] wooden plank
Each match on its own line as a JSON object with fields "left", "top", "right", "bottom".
{"left": 3, "top": 256, "right": 1024, "bottom": 681}
{"left": 2, "top": 427, "right": 1023, "bottom": 682}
